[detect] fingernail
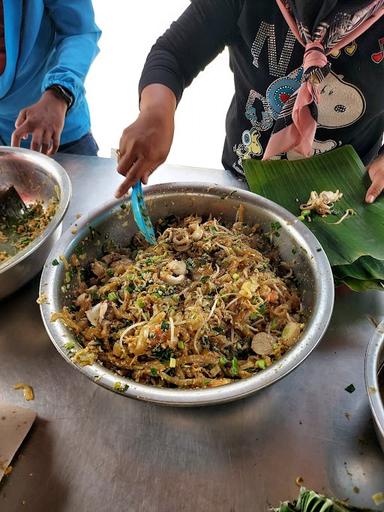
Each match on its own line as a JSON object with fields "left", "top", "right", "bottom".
{"left": 366, "top": 195, "right": 375, "bottom": 204}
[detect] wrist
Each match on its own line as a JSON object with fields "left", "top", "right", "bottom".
{"left": 45, "top": 85, "right": 74, "bottom": 111}
{"left": 140, "top": 84, "right": 176, "bottom": 118}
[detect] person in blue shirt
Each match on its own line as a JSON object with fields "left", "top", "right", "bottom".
{"left": 0, "top": 0, "right": 101, "bottom": 156}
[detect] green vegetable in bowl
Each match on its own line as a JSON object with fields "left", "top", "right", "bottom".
{"left": 272, "top": 488, "right": 376, "bottom": 512}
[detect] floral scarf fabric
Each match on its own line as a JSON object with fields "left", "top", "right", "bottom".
{"left": 264, "top": 0, "right": 384, "bottom": 159}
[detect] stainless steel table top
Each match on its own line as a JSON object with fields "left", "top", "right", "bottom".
{"left": 0, "top": 154, "right": 383, "bottom": 512}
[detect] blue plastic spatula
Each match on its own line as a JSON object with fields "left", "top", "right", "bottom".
{"left": 113, "top": 149, "right": 156, "bottom": 245}
{"left": 131, "top": 181, "right": 156, "bottom": 245}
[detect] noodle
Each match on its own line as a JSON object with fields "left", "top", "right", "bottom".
{"left": 53, "top": 215, "right": 306, "bottom": 388}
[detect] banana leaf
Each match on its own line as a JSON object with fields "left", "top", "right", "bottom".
{"left": 243, "top": 146, "right": 384, "bottom": 290}
{"left": 334, "top": 276, "right": 384, "bottom": 292}
{"left": 272, "top": 488, "right": 376, "bottom": 511}
{"left": 334, "top": 256, "right": 384, "bottom": 282}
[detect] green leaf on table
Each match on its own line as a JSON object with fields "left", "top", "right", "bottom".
{"left": 243, "top": 146, "right": 384, "bottom": 290}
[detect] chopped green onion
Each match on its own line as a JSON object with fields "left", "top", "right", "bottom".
{"left": 230, "top": 357, "right": 239, "bottom": 376}
{"left": 219, "top": 356, "right": 227, "bottom": 366}
{"left": 257, "top": 359, "right": 266, "bottom": 370}
{"left": 298, "top": 209, "right": 311, "bottom": 222}
{"left": 64, "top": 341, "right": 75, "bottom": 350}
{"left": 345, "top": 384, "right": 356, "bottom": 393}
{"left": 232, "top": 273, "right": 240, "bottom": 281}
{"left": 150, "top": 368, "right": 158, "bottom": 377}
{"left": 271, "top": 221, "right": 282, "bottom": 231}
{"left": 161, "top": 320, "right": 169, "bottom": 331}
{"left": 270, "top": 318, "right": 279, "bottom": 330}
{"left": 75, "top": 245, "right": 86, "bottom": 256}
{"left": 52, "top": 259, "right": 59, "bottom": 266}
{"left": 136, "top": 298, "right": 145, "bottom": 308}
{"left": 186, "top": 258, "right": 196, "bottom": 271}
{"left": 250, "top": 303, "right": 266, "bottom": 320}
{"left": 200, "top": 276, "right": 209, "bottom": 284}
{"left": 258, "top": 303, "right": 267, "bottom": 315}
{"left": 125, "top": 283, "right": 135, "bottom": 293}
{"left": 107, "top": 292, "right": 119, "bottom": 302}
{"left": 113, "top": 382, "right": 128, "bottom": 393}
{"left": 177, "top": 341, "right": 185, "bottom": 349}
{"left": 151, "top": 345, "right": 173, "bottom": 362}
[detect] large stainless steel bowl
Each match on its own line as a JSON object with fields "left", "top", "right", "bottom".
{"left": 40, "top": 183, "right": 334, "bottom": 406}
{"left": 365, "top": 321, "right": 384, "bottom": 452}
{"left": 0, "top": 147, "right": 71, "bottom": 299}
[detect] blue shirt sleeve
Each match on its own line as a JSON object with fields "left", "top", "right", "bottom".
{"left": 41, "top": 0, "right": 101, "bottom": 106}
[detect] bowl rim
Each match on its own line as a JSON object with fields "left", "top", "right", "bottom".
{"left": 0, "top": 146, "right": 72, "bottom": 274}
{"left": 39, "top": 182, "right": 335, "bottom": 406}
{"left": 365, "top": 320, "right": 384, "bottom": 439}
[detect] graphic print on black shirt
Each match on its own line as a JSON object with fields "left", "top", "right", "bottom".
{"left": 232, "top": 22, "right": 367, "bottom": 172}
{"left": 139, "top": 0, "right": 384, "bottom": 174}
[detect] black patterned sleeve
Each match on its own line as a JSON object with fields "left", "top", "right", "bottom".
{"left": 139, "top": 0, "right": 242, "bottom": 103}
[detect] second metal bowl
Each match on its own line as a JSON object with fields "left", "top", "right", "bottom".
{"left": 365, "top": 321, "right": 384, "bottom": 453}
{"left": 0, "top": 147, "right": 71, "bottom": 300}
{"left": 40, "top": 183, "right": 334, "bottom": 406}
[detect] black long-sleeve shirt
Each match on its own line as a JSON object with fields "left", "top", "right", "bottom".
{"left": 140, "top": 0, "right": 384, "bottom": 174}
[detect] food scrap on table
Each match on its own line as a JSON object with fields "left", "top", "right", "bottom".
{"left": 14, "top": 383, "right": 34, "bottom": 401}
{"left": 3, "top": 465, "right": 13, "bottom": 476}
{"left": 372, "top": 492, "right": 384, "bottom": 506}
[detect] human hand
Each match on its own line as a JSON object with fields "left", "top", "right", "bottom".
{"left": 115, "top": 84, "right": 176, "bottom": 198}
{"left": 366, "top": 153, "right": 384, "bottom": 203}
{"left": 11, "top": 90, "right": 67, "bottom": 155}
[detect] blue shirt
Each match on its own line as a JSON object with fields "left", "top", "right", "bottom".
{"left": 0, "top": 0, "right": 101, "bottom": 146}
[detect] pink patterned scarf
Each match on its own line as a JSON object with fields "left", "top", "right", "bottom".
{"left": 263, "top": 0, "right": 384, "bottom": 160}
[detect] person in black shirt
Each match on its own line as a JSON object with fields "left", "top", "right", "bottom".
{"left": 115, "top": 0, "right": 384, "bottom": 204}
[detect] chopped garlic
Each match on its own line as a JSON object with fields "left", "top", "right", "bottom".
{"left": 85, "top": 301, "right": 108, "bottom": 327}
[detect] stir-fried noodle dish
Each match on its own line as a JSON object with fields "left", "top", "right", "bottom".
{"left": 53, "top": 211, "right": 306, "bottom": 389}
{"left": 0, "top": 196, "right": 57, "bottom": 263}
